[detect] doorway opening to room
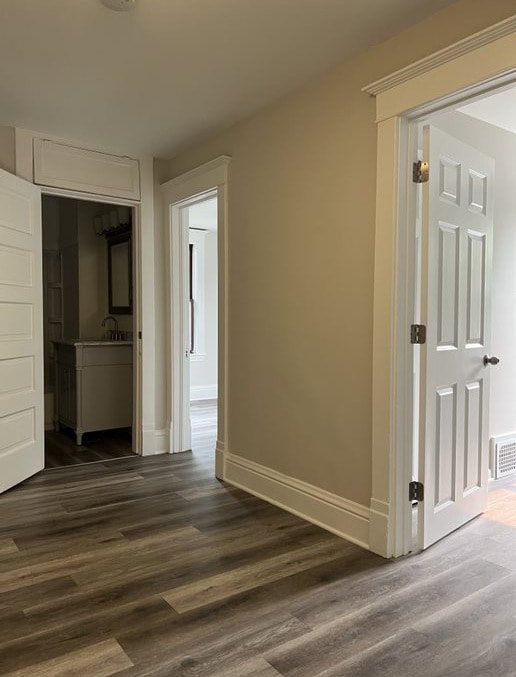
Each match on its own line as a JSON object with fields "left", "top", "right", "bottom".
{"left": 42, "top": 194, "right": 138, "bottom": 468}
{"left": 405, "top": 82, "right": 516, "bottom": 552}
{"left": 187, "top": 196, "right": 218, "bottom": 459}
{"left": 162, "top": 155, "right": 229, "bottom": 477}
{"left": 170, "top": 191, "right": 219, "bottom": 461}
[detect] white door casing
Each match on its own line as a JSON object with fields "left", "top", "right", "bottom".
{"left": 170, "top": 201, "right": 192, "bottom": 452}
{"left": 161, "top": 155, "right": 230, "bottom": 471}
{"left": 419, "top": 126, "right": 494, "bottom": 548}
{"left": 0, "top": 169, "right": 44, "bottom": 493}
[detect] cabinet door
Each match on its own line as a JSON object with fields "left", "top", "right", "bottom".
{"left": 57, "top": 363, "right": 76, "bottom": 428}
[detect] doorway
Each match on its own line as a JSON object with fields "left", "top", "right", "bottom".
{"left": 187, "top": 197, "right": 219, "bottom": 460}
{"left": 161, "top": 155, "right": 230, "bottom": 476}
{"left": 400, "top": 82, "right": 516, "bottom": 552}
{"left": 41, "top": 194, "right": 138, "bottom": 468}
{"left": 168, "top": 191, "right": 219, "bottom": 459}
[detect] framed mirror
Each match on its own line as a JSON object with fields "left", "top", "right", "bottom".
{"left": 107, "top": 229, "right": 132, "bottom": 314}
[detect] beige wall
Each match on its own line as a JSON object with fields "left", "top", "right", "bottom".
{"left": 77, "top": 201, "right": 108, "bottom": 338}
{"left": 160, "top": 0, "right": 515, "bottom": 507}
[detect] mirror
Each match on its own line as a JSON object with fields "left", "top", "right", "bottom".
{"left": 107, "top": 230, "right": 132, "bottom": 314}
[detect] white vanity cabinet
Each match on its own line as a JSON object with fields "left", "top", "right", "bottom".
{"left": 54, "top": 340, "right": 133, "bottom": 445}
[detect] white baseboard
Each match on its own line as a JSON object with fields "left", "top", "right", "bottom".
{"left": 142, "top": 427, "right": 170, "bottom": 455}
{"left": 190, "top": 384, "right": 217, "bottom": 401}
{"left": 223, "top": 451, "right": 370, "bottom": 550}
{"left": 369, "top": 498, "right": 391, "bottom": 558}
{"left": 154, "top": 428, "right": 170, "bottom": 454}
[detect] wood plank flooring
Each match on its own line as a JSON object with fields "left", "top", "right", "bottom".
{"left": 1, "top": 416, "right": 515, "bottom": 675}
{"left": 45, "top": 427, "right": 135, "bottom": 468}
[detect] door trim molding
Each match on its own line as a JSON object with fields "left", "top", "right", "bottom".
{"left": 369, "top": 23, "right": 516, "bottom": 557}
{"left": 161, "top": 156, "right": 230, "bottom": 476}
{"left": 363, "top": 16, "right": 516, "bottom": 96}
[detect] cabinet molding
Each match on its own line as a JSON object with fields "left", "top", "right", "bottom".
{"left": 34, "top": 139, "right": 140, "bottom": 200}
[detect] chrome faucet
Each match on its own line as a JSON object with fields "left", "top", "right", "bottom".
{"left": 101, "top": 315, "right": 120, "bottom": 340}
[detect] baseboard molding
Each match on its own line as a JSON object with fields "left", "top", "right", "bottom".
{"left": 369, "top": 498, "right": 391, "bottom": 558}
{"left": 142, "top": 427, "right": 169, "bottom": 455}
{"left": 190, "top": 384, "right": 218, "bottom": 401}
{"left": 223, "top": 451, "right": 370, "bottom": 550}
{"left": 215, "top": 440, "right": 226, "bottom": 479}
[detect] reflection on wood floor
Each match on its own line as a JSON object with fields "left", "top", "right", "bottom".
{"left": 2, "top": 416, "right": 515, "bottom": 675}
{"left": 45, "top": 427, "right": 135, "bottom": 468}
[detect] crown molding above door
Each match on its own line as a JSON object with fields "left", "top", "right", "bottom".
{"left": 363, "top": 15, "right": 516, "bottom": 96}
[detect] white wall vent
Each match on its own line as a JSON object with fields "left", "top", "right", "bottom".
{"left": 491, "top": 434, "right": 516, "bottom": 479}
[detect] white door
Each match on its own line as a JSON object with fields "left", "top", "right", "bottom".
{"left": 0, "top": 169, "right": 44, "bottom": 493}
{"left": 419, "top": 126, "right": 495, "bottom": 548}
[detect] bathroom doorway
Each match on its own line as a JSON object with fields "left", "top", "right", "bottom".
{"left": 42, "top": 195, "right": 137, "bottom": 468}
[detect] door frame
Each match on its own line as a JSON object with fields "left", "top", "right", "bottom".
{"left": 161, "top": 156, "right": 231, "bottom": 477}
{"left": 365, "top": 16, "right": 516, "bottom": 558}
{"left": 41, "top": 187, "right": 143, "bottom": 455}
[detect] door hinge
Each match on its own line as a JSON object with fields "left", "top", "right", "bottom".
{"left": 413, "top": 160, "right": 429, "bottom": 183}
{"left": 138, "top": 331, "right": 142, "bottom": 339}
{"left": 409, "top": 481, "right": 424, "bottom": 502}
{"left": 410, "top": 324, "right": 426, "bottom": 344}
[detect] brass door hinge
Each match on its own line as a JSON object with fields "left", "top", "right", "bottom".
{"left": 413, "top": 160, "right": 429, "bottom": 183}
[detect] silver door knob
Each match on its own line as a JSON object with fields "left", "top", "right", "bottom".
{"left": 483, "top": 355, "right": 500, "bottom": 366}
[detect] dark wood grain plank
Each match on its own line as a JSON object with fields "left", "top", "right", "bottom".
{"left": 0, "top": 402, "right": 514, "bottom": 676}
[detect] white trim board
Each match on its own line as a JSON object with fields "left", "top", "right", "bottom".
{"left": 223, "top": 452, "right": 370, "bottom": 550}
{"left": 363, "top": 16, "right": 516, "bottom": 96}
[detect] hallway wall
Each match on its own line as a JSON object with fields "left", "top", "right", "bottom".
{"left": 159, "top": 0, "right": 516, "bottom": 508}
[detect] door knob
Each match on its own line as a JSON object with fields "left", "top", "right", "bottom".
{"left": 483, "top": 355, "right": 500, "bottom": 366}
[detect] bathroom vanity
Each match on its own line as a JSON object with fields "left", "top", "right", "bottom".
{"left": 53, "top": 340, "right": 133, "bottom": 445}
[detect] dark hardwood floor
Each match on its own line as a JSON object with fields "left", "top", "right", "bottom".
{"left": 1, "top": 408, "right": 515, "bottom": 675}
{"left": 45, "top": 427, "right": 136, "bottom": 468}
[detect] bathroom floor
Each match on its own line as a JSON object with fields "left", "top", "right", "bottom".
{"left": 45, "top": 427, "right": 135, "bottom": 468}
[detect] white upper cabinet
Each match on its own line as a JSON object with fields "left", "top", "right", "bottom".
{"left": 33, "top": 138, "right": 140, "bottom": 200}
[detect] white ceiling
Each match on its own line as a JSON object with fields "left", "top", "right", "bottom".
{"left": 0, "top": 0, "right": 459, "bottom": 159}
{"left": 458, "top": 87, "right": 516, "bottom": 135}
